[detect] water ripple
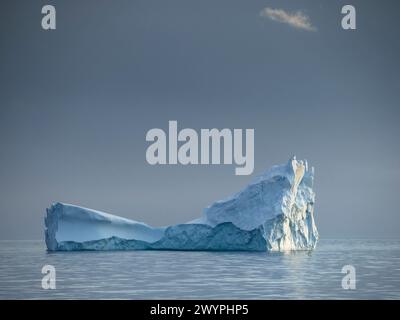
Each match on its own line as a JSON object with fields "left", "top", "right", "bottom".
{"left": 0, "top": 239, "right": 399, "bottom": 299}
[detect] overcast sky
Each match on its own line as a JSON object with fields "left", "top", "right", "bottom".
{"left": 1, "top": 0, "right": 399, "bottom": 239}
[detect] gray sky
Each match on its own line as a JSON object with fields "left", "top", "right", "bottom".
{"left": 1, "top": 0, "right": 399, "bottom": 239}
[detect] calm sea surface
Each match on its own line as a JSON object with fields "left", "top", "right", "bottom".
{"left": 0, "top": 239, "right": 399, "bottom": 299}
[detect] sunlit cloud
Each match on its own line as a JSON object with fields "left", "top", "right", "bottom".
{"left": 260, "top": 7, "right": 317, "bottom": 32}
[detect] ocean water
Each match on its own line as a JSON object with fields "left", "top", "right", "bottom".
{"left": 0, "top": 239, "right": 399, "bottom": 299}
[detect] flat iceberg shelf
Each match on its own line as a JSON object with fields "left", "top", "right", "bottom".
{"left": 45, "top": 157, "right": 319, "bottom": 252}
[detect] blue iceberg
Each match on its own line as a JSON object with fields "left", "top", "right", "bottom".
{"left": 45, "top": 157, "right": 319, "bottom": 252}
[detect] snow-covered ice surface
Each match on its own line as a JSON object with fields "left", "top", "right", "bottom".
{"left": 45, "top": 157, "right": 319, "bottom": 252}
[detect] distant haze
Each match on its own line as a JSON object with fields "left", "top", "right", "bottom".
{"left": 1, "top": 0, "right": 399, "bottom": 239}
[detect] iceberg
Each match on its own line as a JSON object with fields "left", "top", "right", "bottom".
{"left": 45, "top": 157, "right": 319, "bottom": 252}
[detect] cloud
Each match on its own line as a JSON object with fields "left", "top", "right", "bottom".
{"left": 260, "top": 7, "right": 317, "bottom": 32}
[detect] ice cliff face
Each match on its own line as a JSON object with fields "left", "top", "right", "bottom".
{"left": 45, "top": 157, "right": 318, "bottom": 252}
{"left": 204, "top": 157, "right": 318, "bottom": 251}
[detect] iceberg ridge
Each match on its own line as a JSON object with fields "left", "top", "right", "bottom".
{"left": 45, "top": 157, "right": 319, "bottom": 252}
